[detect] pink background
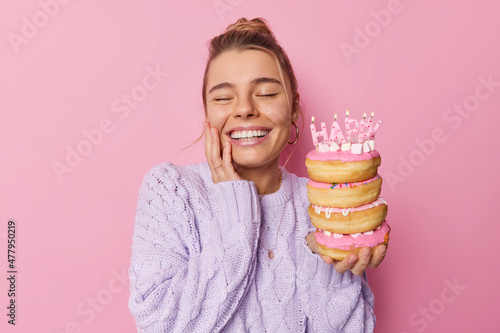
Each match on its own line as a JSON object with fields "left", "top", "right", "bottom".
{"left": 1, "top": 0, "right": 499, "bottom": 332}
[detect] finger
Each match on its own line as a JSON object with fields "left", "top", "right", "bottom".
{"left": 210, "top": 127, "right": 222, "bottom": 164}
{"left": 332, "top": 254, "right": 358, "bottom": 274}
{"left": 368, "top": 244, "right": 387, "bottom": 269}
{"left": 221, "top": 141, "right": 232, "bottom": 168}
{"left": 203, "top": 122, "right": 223, "bottom": 183}
{"left": 350, "top": 247, "right": 372, "bottom": 276}
{"left": 210, "top": 128, "right": 224, "bottom": 177}
{"left": 221, "top": 141, "right": 240, "bottom": 180}
{"left": 203, "top": 121, "right": 212, "bottom": 163}
{"left": 321, "top": 255, "right": 333, "bottom": 265}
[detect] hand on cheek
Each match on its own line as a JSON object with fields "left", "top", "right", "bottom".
{"left": 203, "top": 121, "right": 242, "bottom": 183}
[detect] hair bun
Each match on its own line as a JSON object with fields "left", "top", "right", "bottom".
{"left": 226, "top": 17, "right": 275, "bottom": 38}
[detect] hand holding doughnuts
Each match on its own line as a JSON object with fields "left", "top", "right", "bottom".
{"left": 306, "top": 232, "right": 387, "bottom": 275}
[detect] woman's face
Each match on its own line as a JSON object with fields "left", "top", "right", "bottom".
{"left": 205, "top": 49, "right": 296, "bottom": 170}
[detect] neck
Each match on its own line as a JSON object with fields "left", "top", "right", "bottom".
{"left": 236, "top": 160, "right": 282, "bottom": 196}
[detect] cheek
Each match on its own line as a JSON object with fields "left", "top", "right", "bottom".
{"left": 207, "top": 109, "right": 228, "bottom": 130}
{"left": 264, "top": 106, "right": 292, "bottom": 127}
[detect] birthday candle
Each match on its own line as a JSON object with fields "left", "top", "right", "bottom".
{"left": 365, "top": 112, "right": 379, "bottom": 149}
{"left": 358, "top": 112, "right": 372, "bottom": 143}
{"left": 310, "top": 117, "right": 328, "bottom": 147}
{"left": 329, "top": 114, "right": 346, "bottom": 145}
{"left": 345, "top": 110, "right": 359, "bottom": 143}
{"left": 310, "top": 116, "right": 318, "bottom": 146}
{"left": 370, "top": 120, "right": 382, "bottom": 140}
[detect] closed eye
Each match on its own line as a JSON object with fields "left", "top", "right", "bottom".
{"left": 215, "top": 94, "right": 276, "bottom": 101}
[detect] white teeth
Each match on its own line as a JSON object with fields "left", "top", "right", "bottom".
{"left": 230, "top": 130, "right": 269, "bottom": 140}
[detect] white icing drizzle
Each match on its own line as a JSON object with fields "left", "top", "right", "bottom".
{"left": 351, "top": 233, "right": 361, "bottom": 238}
{"left": 325, "top": 207, "right": 333, "bottom": 219}
{"left": 324, "top": 230, "right": 332, "bottom": 236}
{"left": 363, "top": 230, "right": 373, "bottom": 235}
{"left": 376, "top": 225, "right": 381, "bottom": 230}
{"left": 333, "top": 233, "right": 343, "bottom": 238}
{"left": 369, "top": 197, "right": 387, "bottom": 208}
{"left": 312, "top": 197, "right": 387, "bottom": 216}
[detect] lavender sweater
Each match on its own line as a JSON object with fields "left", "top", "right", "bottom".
{"left": 128, "top": 162, "right": 376, "bottom": 332}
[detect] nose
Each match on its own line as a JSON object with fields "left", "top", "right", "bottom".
{"left": 233, "top": 96, "right": 259, "bottom": 119}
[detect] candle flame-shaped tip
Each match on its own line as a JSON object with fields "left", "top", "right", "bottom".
{"left": 363, "top": 112, "right": 366, "bottom": 119}
{"left": 334, "top": 114, "right": 337, "bottom": 120}
{"left": 346, "top": 110, "right": 349, "bottom": 117}
{"left": 311, "top": 116, "right": 315, "bottom": 123}
{"left": 371, "top": 111, "right": 374, "bottom": 118}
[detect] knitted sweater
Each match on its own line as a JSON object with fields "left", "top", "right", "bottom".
{"left": 128, "top": 162, "right": 376, "bottom": 332}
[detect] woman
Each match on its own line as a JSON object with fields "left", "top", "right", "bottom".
{"left": 128, "top": 17, "right": 387, "bottom": 332}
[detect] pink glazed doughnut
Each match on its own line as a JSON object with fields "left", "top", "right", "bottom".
{"left": 315, "top": 221, "right": 391, "bottom": 261}
{"left": 308, "top": 197, "right": 387, "bottom": 234}
{"left": 305, "top": 149, "right": 381, "bottom": 183}
{"left": 306, "top": 174, "right": 382, "bottom": 209}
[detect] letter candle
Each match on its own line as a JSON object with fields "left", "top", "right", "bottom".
{"left": 310, "top": 116, "right": 317, "bottom": 147}
{"left": 310, "top": 116, "right": 328, "bottom": 150}
{"left": 358, "top": 112, "right": 372, "bottom": 143}
{"left": 370, "top": 117, "right": 382, "bottom": 140}
{"left": 345, "top": 110, "right": 360, "bottom": 143}
{"left": 329, "top": 114, "right": 346, "bottom": 146}
{"left": 311, "top": 112, "right": 381, "bottom": 152}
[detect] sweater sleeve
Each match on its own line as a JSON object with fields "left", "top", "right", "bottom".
{"left": 294, "top": 176, "right": 376, "bottom": 332}
{"left": 128, "top": 164, "right": 261, "bottom": 333}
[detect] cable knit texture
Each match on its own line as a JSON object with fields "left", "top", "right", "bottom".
{"left": 128, "top": 162, "right": 376, "bottom": 332}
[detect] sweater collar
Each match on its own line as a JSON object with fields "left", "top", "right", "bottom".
{"left": 259, "top": 167, "right": 292, "bottom": 209}
{"left": 199, "top": 162, "right": 293, "bottom": 209}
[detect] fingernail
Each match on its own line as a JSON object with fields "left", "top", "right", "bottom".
{"left": 378, "top": 245, "right": 387, "bottom": 257}
{"left": 361, "top": 249, "right": 371, "bottom": 259}
{"left": 348, "top": 256, "right": 357, "bottom": 264}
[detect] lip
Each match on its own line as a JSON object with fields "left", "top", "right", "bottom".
{"left": 225, "top": 126, "right": 272, "bottom": 147}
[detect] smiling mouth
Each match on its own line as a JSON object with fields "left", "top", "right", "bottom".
{"left": 230, "top": 130, "right": 270, "bottom": 141}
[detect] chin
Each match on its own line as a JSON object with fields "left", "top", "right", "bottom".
{"left": 232, "top": 153, "right": 279, "bottom": 170}
{"left": 232, "top": 157, "right": 263, "bottom": 169}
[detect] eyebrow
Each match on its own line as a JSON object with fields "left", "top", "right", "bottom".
{"left": 208, "top": 77, "right": 282, "bottom": 94}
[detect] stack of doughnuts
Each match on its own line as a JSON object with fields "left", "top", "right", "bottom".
{"left": 306, "top": 114, "right": 390, "bottom": 260}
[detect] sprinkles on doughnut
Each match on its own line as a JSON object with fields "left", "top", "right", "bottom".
{"left": 306, "top": 112, "right": 390, "bottom": 261}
